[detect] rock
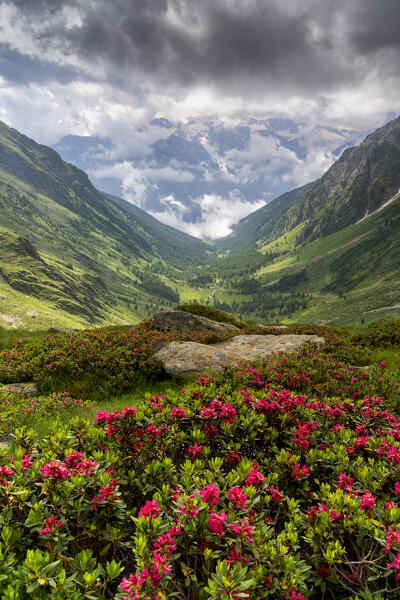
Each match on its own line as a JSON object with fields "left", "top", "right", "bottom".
{"left": 47, "top": 327, "right": 74, "bottom": 334}
{"left": 155, "top": 334, "right": 324, "bottom": 379}
{"left": 257, "top": 324, "right": 289, "bottom": 330}
{"left": 0, "top": 382, "right": 38, "bottom": 396}
{"left": 152, "top": 310, "right": 238, "bottom": 334}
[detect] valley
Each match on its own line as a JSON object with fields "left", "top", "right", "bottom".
{"left": 0, "top": 115, "right": 400, "bottom": 331}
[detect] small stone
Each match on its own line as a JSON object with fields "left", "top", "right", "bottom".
{"left": 0, "top": 382, "right": 38, "bottom": 396}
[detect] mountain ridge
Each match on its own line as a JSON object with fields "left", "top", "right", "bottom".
{"left": 0, "top": 115, "right": 400, "bottom": 329}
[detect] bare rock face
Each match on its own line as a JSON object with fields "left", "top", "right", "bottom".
{"left": 0, "top": 382, "right": 38, "bottom": 396}
{"left": 152, "top": 310, "right": 238, "bottom": 334}
{"left": 155, "top": 334, "right": 324, "bottom": 379}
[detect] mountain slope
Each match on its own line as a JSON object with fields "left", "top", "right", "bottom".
{"left": 0, "top": 120, "right": 210, "bottom": 329}
{"left": 220, "top": 183, "right": 311, "bottom": 253}
{"left": 224, "top": 116, "right": 400, "bottom": 250}
{"left": 209, "top": 116, "right": 400, "bottom": 324}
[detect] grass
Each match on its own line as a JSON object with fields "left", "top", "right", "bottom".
{"left": 21, "top": 378, "right": 185, "bottom": 443}
{"left": 0, "top": 325, "right": 53, "bottom": 351}
{"left": 370, "top": 347, "right": 400, "bottom": 374}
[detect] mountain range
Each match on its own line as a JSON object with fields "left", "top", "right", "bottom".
{"left": 52, "top": 117, "right": 367, "bottom": 239}
{"left": 0, "top": 115, "right": 399, "bottom": 330}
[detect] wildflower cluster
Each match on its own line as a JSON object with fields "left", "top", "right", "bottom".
{"left": 0, "top": 318, "right": 399, "bottom": 598}
{"left": 0, "top": 389, "right": 91, "bottom": 437}
{"left": 0, "top": 321, "right": 241, "bottom": 397}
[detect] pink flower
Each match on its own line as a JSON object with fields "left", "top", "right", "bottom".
{"left": 121, "top": 406, "right": 136, "bottom": 418}
{"left": 384, "top": 526, "right": 400, "bottom": 554}
{"left": 387, "top": 553, "right": 400, "bottom": 579}
{"left": 230, "top": 519, "right": 255, "bottom": 543}
{"left": 139, "top": 499, "right": 161, "bottom": 519}
{"left": 293, "top": 463, "right": 310, "bottom": 480}
{"left": 154, "top": 527, "right": 182, "bottom": 555}
{"left": 0, "top": 465, "right": 14, "bottom": 486}
{"left": 227, "top": 451, "right": 241, "bottom": 464}
{"left": 229, "top": 487, "right": 248, "bottom": 509}
{"left": 336, "top": 472, "right": 354, "bottom": 492}
{"left": 330, "top": 510, "right": 342, "bottom": 522}
{"left": 187, "top": 443, "right": 203, "bottom": 458}
{"left": 39, "top": 460, "right": 69, "bottom": 480}
{"left": 171, "top": 406, "right": 187, "bottom": 419}
{"left": 22, "top": 454, "right": 33, "bottom": 470}
{"left": 39, "top": 516, "right": 63, "bottom": 536}
{"left": 200, "top": 484, "right": 220, "bottom": 507}
{"left": 395, "top": 482, "right": 400, "bottom": 495}
{"left": 246, "top": 467, "right": 266, "bottom": 487}
{"left": 208, "top": 511, "right": 227, "bottom": 536}
{"left": 317, "top": 564, "right": 330, "bottom": 578}
{"left": 227, "top": 547, "right": 250, "bottom": 563}
{"left": 178, "top": 499, "right": 199, "bottom": 519}
{"left": 120, "top": 569, "right": 148, "bottom": 599}
{"left": 360, "top": 492, "right": 376, "bottom": 511}
{"left": 269, "top": 485, "right": 284, "bottom": 502}
{"left": 305, "top": 505, "right": 319, "bottom": 522}
{"left": 287, "top": 590, "right": 306, "bottom": 600}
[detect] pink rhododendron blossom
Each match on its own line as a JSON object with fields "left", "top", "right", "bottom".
{"left": 39, "top": 516, "right": 63, "bottom": 536}
{"left": 200, "top": 484, "right": 220, "bottom": 507}
{"left": 293, "top": 463, "right": 310, "bottom": 479}
{"left": 229, "top": 487, "right": 248, "bottom": 509}
{"left": 227, "top": 451, "right": 241, "bottom": 464}
{"left": 360, "top": 492, "right": 376, "bottom": 511}
{"left": 39, "top": 460, "right": 69, "bottom": 480}
{"left": 187, "top": 443, "right": 203, "bottom": 458}
{"left": 227, "top": 547, "right": 250, "bottom": 563}
{"left": 230, "top": 519, "right": 255, "bottom": 542}
{"left": 383, "top": 526, "right": 400, "bottom": 554}
{"left": 120, "top": 570, "right": 148, "bottom": 600}
{"left": 178, "top": 494, "right": 199, "bottom": 518}
{"left": 386, "top": 553, "right": 400, "bottom": 579}
{"left": 269, "top": 485, "right": 284, "bottom": 502}
{"left": 208, "top": 511, "right": 227, "bottom": 536}
{"left": 287, "top": 590, "right": 306, "bottom": 600}
{"left": 139, "top": 499, "right": 161, "bottom": 519}
{"left": 246, "top": 466, "right": 266, "bottom": 487}
{"left": 21, "top": 454, "right": 33, "bottom": 470}
{"left": 171, "top": 406, "right": 187, "bottom": 418}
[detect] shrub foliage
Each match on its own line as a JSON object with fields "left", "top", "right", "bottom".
{"left": 0, "top": 317, "right": 400, "bottom": 598}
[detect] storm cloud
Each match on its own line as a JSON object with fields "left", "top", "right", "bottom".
{"left": 2, "top": 0, "right": 400, "bottom": 99}
{"left": 0, "top": 0, "right": 399, "bottom": 238}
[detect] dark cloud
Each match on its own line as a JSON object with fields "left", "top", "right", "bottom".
{"left": 2, "top": 0, "right": 400, "bottom": 100}
{"left": 350, "top": 0, "right": 400, "bottom": 53}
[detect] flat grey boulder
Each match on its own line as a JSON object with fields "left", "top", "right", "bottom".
{"left": 152, "top": 310, "right": 238, "bottom": 334}
{"left": 155, "top": 334, "right": 324, "bottom": 379}
{"left": 0, "top": 382, "right": 38, "bottom": 396}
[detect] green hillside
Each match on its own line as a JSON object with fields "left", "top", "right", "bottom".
{"left": 1, "top": 115, "right": 400, "bottom": 330}
{"left": 0, "top": 121, "right": 210, "bottom": 330}
{"left": 203, "top": 116, "right": 400, "bottom": 325}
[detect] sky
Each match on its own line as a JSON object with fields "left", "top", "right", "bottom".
{"left": 1, "top": 0, "right": 400, "bottom": 237}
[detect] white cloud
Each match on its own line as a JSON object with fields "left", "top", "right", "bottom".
{"left": 150, "top": 192, "right": 265, "bottom": 239}
{"left": 142, "top": 166, "right": 195, "bottom": 183}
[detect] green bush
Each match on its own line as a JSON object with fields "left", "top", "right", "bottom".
{"left": 0, "top": 389, "right": 91, "bottom": 438}
{"left": 175, "top": 304, "right": 246, "bottom": 328}
{"left": 352, "top": 318, "right": 400, "bottom": 348}
{"left": 1, "top": 328, "right": 400, "bottom": 598}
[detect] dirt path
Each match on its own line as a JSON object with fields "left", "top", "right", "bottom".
{"left": 355, "top": 189, "right": 400, "bottom": 225}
